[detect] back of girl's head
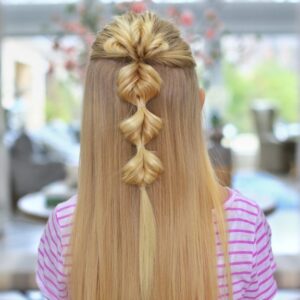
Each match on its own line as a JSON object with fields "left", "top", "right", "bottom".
{"left": 69, "top": 12, "right": 232, "bottom": 300}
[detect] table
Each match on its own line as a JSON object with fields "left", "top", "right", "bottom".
{"left": 17, "top": 192, "right": 52, "bottom": 220}
{"left": 17, "top": 181, "right": 76, "bottom": 220}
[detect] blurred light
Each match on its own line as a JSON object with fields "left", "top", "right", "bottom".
{"left": 223, "top": 123, "right": 238, "bottom": 139}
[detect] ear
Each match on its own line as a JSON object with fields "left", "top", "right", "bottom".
{"left": 199, "top": 88, "right": 205, "bottom": 109}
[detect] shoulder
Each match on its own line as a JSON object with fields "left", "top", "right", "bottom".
{"left": 36, "top": 196, "right": 78, "bottom": 298}
{"left": 224, "top": 188, "right": 261, "bottom": 228}
{"left": 54, "top": 194, "right": 77, "bottom": 228}
{"left": 51, "top": 195, "right": 78, "bottom": 260}
{"left": 223, "top": 188, "right": 274, "bottom": 256}
{"left": 220, "top": 189, "right": 277, "bottom": 297}
{"left": 225, "top": 190, "right": 278, "bottom": 297}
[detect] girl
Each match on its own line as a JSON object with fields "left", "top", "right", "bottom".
{"left": 36, "top": 12, "right": 277, "bottom": 299}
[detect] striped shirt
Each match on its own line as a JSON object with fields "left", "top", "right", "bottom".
{"left": 36, "top": 188, "right": 277, "bottom": 299}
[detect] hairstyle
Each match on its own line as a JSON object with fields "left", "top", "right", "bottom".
{"left": 68, "top": 12, "right": 232, "bottom": 300}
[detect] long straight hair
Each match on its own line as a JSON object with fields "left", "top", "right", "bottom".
{"left": 68, "top": 12, "right": 232, "bottom": 300}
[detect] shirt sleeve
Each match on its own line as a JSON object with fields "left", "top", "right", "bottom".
{"left": 244, "top": 207, "right": 277, "bottom": 299}
{"left": 36, "top": 208, "right": 68, "bottom": 300}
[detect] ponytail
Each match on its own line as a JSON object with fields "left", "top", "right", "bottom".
{"left": 117, "top": 60, "right": 163, "bottom": 300}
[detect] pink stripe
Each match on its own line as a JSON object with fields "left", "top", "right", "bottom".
{"left": 256, "top": 231, "right": 268, "bottom": 245}
{"left": 254, "top": 249, "right": 272, "bottom": 268}
{"left": 42, "top": 247, "right": 67, "bottom": 278}
{"left": 255, "top": 220, "right": 266, "bottom": 233}
{"left": 234, "top": 198, "right": 259, "bottom": 210}
{"left": 44, "top": 233, "right": 63, "bottom": 264}
{"left": 248, "top": 280, "right": 261, "bottom": 287}
{"left": 246, "top": 273, "right": 274, "bottom": 293}
{"left": 44, "top": 273, "right": 66, "bottom": 292}
{"left": 41, "top": 247, "right": 58, "bottom": 270}
{"left": 228, "top": 229, "right": 255, "bottom": 234}
{"left": 218, "top": 271, "right": 252, "bottom": 279}
{"left": 258, "top": 265, "right": 272, "bottom": 277}
{"left": 227, "top": 218, "right": 256, "bottom": 226}
{"left": 60, "top": 222, "right": 73, "bottom": 228}
{"left": 217, "top": 261, "right": 252, "bottom": 267}
{"left": 218, "top": 278, "right": 257, "bottom": 288}
{"left": 229, "top": 240, "right": 254, "bottom": 245}
{"left": 217, "top": 240, "right": 255, "bottom": 246}
{"left": 56, "top": 203, "right": 76, "bottom": 213}
{"left": 62, "top": 232, "right": 72, "bottom": 238}
{"left": 38, "top": 248, "right": 45, "bottom": 258}
{"left": 37, "top": 271, "right": 59, "bottom": 300}
{"left": 215, "top": 229, "right": 255, "bottom": 237}
{"left": 58, "top": 212, "right": 74, "bottom": 221}
{"left": 265, "top": 285, "right": 277, "bottom": 300}
{"left": 217, "top": 250, "right": 253, "bottom": 256}
{"left": 244, "top": 280, "right": 276, "bottom": 299}
{"left": 43, "top": 259, "right": 58, "bottom": 279}
{"left": 42, "top": 256, "right": 68, "bottom": 282}
{"left": 256, "top": 240, "right": 270, "bottom": 256}
{"left": 248, "top": 279, "right": 260, "bottom": 286}
{"left": 46, "top": 219, "right": 60, "bottom": 253}
{"left": 256, "top": 280, "right": 276, "bottom": 298}
{"left": 37, "top": 259, "right": 44, "bottom": 272}
{"left": 53, "top": 210, "right": 62, "bottom": 244}
{"left": 226, "top": 207, "right": 257, "bottom": 216}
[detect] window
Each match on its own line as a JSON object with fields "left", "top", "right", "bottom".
{"left": 221, "top": 34, "right": 299, "bottom": 131}
{"left": 2, "top": 36, "right": 83, "bottom": 130}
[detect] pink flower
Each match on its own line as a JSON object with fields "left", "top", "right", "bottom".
{"left": 167, "top": 6, "right": 178, "bottom": 17}
{"left": 65, "top": 46, "right": 76, "bottom": 54}
{"left": 131, "top": 2, "right": 147, "bottom": 13}
{"left": 204, "top": 8, "right": 218, "bottom": 21}
{"left": 63, "top": 22, "right": 87, "bottom": 35}
{"left": 64, "top": 60, "right": 77, "bottom": 71}
{"left": 180, "top": 10, "right": 194, "bottom": 27}
{"left": 84, "top": 33, "right": 95, "bottom": 46}
{"left": 205, "top": 28, "right": 215, "bottom": 40}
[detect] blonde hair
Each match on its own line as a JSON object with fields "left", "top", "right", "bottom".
{"left": 68, "top": 12, "right": 232, "bottom": 300}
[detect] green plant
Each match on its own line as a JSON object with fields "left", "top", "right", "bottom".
{"left": 223, "top": 59, "right": 299, "bottom": 132}
{"left": 46, "top": 79, "right": 80, "bottom": 122}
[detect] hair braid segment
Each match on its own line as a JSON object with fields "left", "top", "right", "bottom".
{"left": 118, "top": 61, "right": 163, "bottom": 185}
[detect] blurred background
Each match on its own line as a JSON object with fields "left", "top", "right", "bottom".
{"left": 0, "top": 0, "right": 300, "bottom": 299}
